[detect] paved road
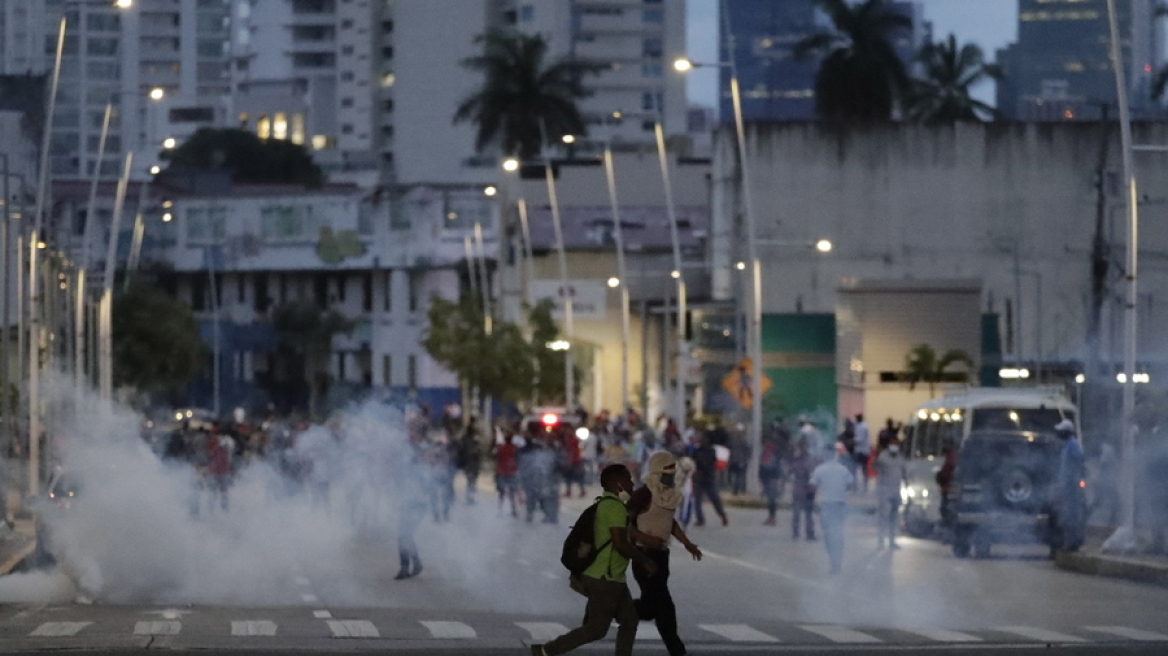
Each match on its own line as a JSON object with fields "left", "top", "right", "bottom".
{"left": 1, "top": 487, "right": 1166, "bottom": 654}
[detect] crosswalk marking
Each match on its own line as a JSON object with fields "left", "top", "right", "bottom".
{"left": 516, "top": 622, "right": 569, "bottom": 642}
{"left": 902, "top": 628, "right": 982, "bottom": 643}
{"left": 134, "top": 621, "right": 181, "bottom": 636}
{"left": 294, "top": 576, "right": 310, "bottom": 586}
{"left": 231, "top": 621, "right": 277, "bottom": 636}
{"left": 698, "top": 624, "right": 780, "bottom": 643}
{"left": 313, "top": 611, "right": 332, "bottom": 619}
{"left": 799, "top": 625, "right": 882, "bottom": 643}
{"left": 1084, "top": 626, "right": 1168, "bottom": 642}
{"left": 634, "top": 624, "right": 663, "bottom": 641}
{"left": 420, "top": 621, "right": 476, "bottom": 639}
{"left": 326, "top": 620, "right": 380, "bottom": 638}
{"left": 995, "top": 626, "right": 1086, "bottom": 643}
{"left": 30, "top": 622, "right": 91, "bottom": 637}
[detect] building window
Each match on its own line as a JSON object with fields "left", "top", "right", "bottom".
{"left": 342, "top": 124, "right": 354, "bottom": 134}
{"left": 335, "top": 274, "right": 347, "bottom": 302}
{"left": 237, "top": 274, "right": 245, "bottom": 303}
{"left": 383, "top": 354, "right": 392, "bottom": 386}
{"left": 642, "top": 62, "right": 663, "bottom": 77}
{"left": 407, "top": 354, "right": 417, "bottom": 390}
{"left": 381, "top": 46, "right": 393, "bottom": 59}
{"left": 384, "top": 270, "right": 393, "bottom": 311}
{"left": 408, "top": 271, "right": 419, "bottom": 312}
{"left": 341, "top": 97, "right": 354, "bottom": 108}
{"left": 643, "top": 38, "right": 663, "bottom": 58}
{"left": 254, "top": 274, "right": 269, "bottom": 312}
{"left": 643, "top": 8, "right": 663, "bottom": 23}
{"left": 186, "top": 207, "right": 226, "bottom": 242}
{"left": 338, "top": 352, "right": 346, "bottom": 381}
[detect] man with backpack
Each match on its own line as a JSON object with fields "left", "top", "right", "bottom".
{"left": 534, "top": 464, "right": 657, "bottom": 656}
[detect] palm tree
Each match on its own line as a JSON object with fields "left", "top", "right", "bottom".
{"left": 455, "top": 31, "right": 600, "bottom": 160}
{"left": 794, "top": 0, "right": 912, "bottom": 122}
{"left": 905, "top": 344, "right": 975, "bottom": 396}
{"left": 907, "top": 34, "right": 1002, "bottom": 123}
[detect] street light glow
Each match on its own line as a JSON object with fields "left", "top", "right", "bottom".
{"left": 607, "top": 277, "right": 620, "bottom": 288}
{"left": 673, "top": 58, "right": 694, "bottom": 72}
{"left": 115, "top": 0, "right": 132, "bottom": 7}
{"left": 502, "top": 158, "right": 520, "bottom": 172}
{"left": 162, "top": 213, "right": 173, "bottom": 222}
{"left": 149, "top": 87, "right": 165, "bottom": 101}
{"left": 816, "top": 239, "right": 833, "bottom": 253}
{"left": 999, "top": 367, "right": 1031, "bottom": 379}
{"left": 670, "top": 270, "right": 681, "bottom": 279}
{"left": 163, "top": 137, "right": 177, "bottom": 149}
{"left": 1075, "top": 373, "right": 1086, "bottom": 384}
{"left": 483, "top": 185, "right": 497, "bottom": 197}
{"left": 149, "top": 165, "right": 161, "bottom": 175}
{"left": 562, "top": 134, "right": 576, "bottom": 144}
{"left": 735, "top": 261, "right": 746, "bottom": 270}
{"left": 547, "top": 340, "right": 571, "bottom": 351}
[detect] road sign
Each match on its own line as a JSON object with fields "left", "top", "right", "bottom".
{"left": 721, "top": 358, "right": 772, "bottom": 409}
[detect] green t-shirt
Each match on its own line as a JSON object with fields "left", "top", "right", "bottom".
{"left": 582, "top": 492, "right": 630, "bottom": 582}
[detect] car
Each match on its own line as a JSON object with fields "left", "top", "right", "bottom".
{"left": 520, "top": 408, "right": 586, "bottom": 438}
{"left": 31, "top": 466, "right": 80, "bottom": 568}
{"left": 948, "top": 429, "right": 1062, "bottom": 559}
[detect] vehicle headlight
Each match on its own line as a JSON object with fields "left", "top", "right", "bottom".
{"left": 921, "top": 489, "right": 929, "bottom": 499}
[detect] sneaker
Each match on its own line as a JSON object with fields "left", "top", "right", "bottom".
{"left": 531, "top": 644, "right": 547, "bottom": 656}
{"left": 393, "top": 570, "right": 412, "bottom": 580}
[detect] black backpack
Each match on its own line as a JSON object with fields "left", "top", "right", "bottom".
{"left": 560, "top": 496, "right": 621, "bottom": 576}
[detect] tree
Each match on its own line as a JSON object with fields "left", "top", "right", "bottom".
{"left": 422, "top": 295, "right": 537, "bottom": 407}
{"left": 454, "top": 31, "right": 600, "bottom": 160}
{"left": 271, "top": 301, "right": 354, "bottom": 418}
{"left": 162, "top": 128, "right": 324, "bottom": 187}
{"left": 113, "top": 279, "right": 207, "bottom": 396}
{"left": 527, "top": 299, "right": 581, "bottom": 405}
{"left": 904, "top": 344, "right": 975, "bottom": 396}
{"left": 907, "top": 34, "right": 1002, "bottom": 123}
{"left": 794, "top": 0, "right": 912, "bottom": 122}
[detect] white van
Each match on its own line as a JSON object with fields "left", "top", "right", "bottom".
{"left": 899, "top": 387, "right": 1077, "bottom": 537}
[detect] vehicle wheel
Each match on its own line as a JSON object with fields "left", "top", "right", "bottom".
{"left": 952, "top": 527, "right": 971, "bottom": 558}
{"left": 996, "top": 467, "right": 1036, "bottom": 510}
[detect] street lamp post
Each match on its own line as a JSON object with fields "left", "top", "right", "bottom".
{"left": 602, "top": 146, "right": 631, "bottom": 416}
{"left": 655, "top": 122, "right": 687, "bottom": 426}
{"left": 99, "top": 153, "right": 133, "bottom": 403}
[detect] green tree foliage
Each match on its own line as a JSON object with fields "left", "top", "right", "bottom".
{"left": 112, "top": 279, "right": 207, "bottom": 395}
{"left": 795, "top": 0, "right": 912, "bottom": 122}
{"left": 162, "top": 128, "right": 324, "bottom": 187}
{"left": 423, "top": 295, "right": 536, "bottom": 405}
{"left": 455, "top": 31, "right": 600, "bottom": 160}
{"left": 271, "top": 301, "right": 354, "bottom": 418}
{"left": 907, "top": 34, "right": 1002, "bottom": 123}
{"left": 527, "top": 299, "right": 582, "bottom": 404}
{"left": 904, "top": 344, "right": 975, "bottom": 395}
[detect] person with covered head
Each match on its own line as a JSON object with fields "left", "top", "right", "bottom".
{"left": 1052, "top": 418, "right": 1086, "bottom": 553}
{"left": 626, "top": 452, "right": 703, "bottom": 656}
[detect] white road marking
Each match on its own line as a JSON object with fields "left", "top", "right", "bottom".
{"left": 798, "top": 625, "right": 882, "bottom": 643}
{"left": 231, "top": 621, "right": 277, "bottom": 636}
{"left": 635, "top": 624, "right": 663, "bottom": 641}
{"left": 134, "top": 621, "right": 181, "bottom": 636}
{"left": 30, "top": 622, "right": 91, "bottom": 637}
{"left": 313, "top": 610, "right": 333, "bottom": 619}
{"left": 294, "top": 576, "right": 311, "bottom": 586}
{"left": 701, "top": 549, "right": 867, "bottom": 600}
{"left": 902, "top": 628, "right": 983, "bottom": 643}
{"left": 327, "top": 620, "right": 380, "bottom": 638}
{"left": 994, "top": 626, "right": 1087, "bottom": 643}
{"left": 301, "top": 593, "right": 319, "bottom": 603}
{"left": 516, "top": 622, "right": 569, "bottom": 642}
{"left": 542, "top": 571, "right": 559, "bottom": 580}
{"left": 1084, "top": 626, "right": 1168, "bottom": 642}
{"left": 420, "top": 621, "right": 476, "bottom": 639}
{"left": 698, "top": 624, "right": 780, "bottom": 643}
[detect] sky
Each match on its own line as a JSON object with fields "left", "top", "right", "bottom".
{"left": 685, "top": 0, "right": 1020, "bottom": 108}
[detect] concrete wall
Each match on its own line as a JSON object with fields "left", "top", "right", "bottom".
{"left": 712, "top": 122, "right": 1168, "bottom": 372}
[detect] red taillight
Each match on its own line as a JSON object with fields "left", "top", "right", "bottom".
{"left": 1080, "top": 480, "right": 1087, "bottom": 488}
{"left": 541, "top": 413, "right": 558, "bottom": 426}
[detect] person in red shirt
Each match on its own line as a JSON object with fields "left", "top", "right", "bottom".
{"left": 206, "top": 426, "right": 234, "bottom": 512}
{"left": 493, "top": 431, "right": 520, "bottom": 517}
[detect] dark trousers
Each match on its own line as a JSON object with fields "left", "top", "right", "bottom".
{"left": 398, "top": 504, "right": 424, "bottom": 574}
{"left": 693, "top": 479, "right": 727, "bottom": 524}
{"left": 544, "top": 576, "right": 638, "bottom": 656}
{"left": 792, "top": 493, "right": 815, "bottom": 539}
{"left": 728, "top": 464, "right": 748, "bottom": 495}
{"left": 633, "top": 549, "right": 685, "bottom": 656}
{"left": 760, "top": 471, "right": 780, "bottom": 518}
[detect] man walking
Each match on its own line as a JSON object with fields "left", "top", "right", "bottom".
{"left": 853, "top": 414, "right": 871, "bottom": 494}
{"left": 690, "top": 430, "right": 729, "bottom": 527}
{"left": 810, "top": 443, "right": 854, "bottom": 574}
{"left": 789, "top": 438, "right": 817, "bottom": 540}
{"left": 1052, "top": 419, "right": 1086, "bottom": 553}
{"left": 532, "top": 464, "right": 657, "bottom": 656}
{"left": 873, "top": 440, "right": 908, "bottom": 549}
{"left": 627, "top": 452, "right": 703, "bottom": 656}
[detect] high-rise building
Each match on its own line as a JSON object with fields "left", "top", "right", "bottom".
{"left": 0, "top": 0, "right": 233, "bottom": 178}
{"left": 719, "top": 0, "right": 927, "bottom": 122}
{"left": 498, "top": 0, "right": 687, "bottom": 151}
{"left": 995, "top": 0, "right": 1162, "bottom": 121}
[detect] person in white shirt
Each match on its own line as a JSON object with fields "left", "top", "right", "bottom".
{"left": 853, "top": 414, "right": 871, "bottom": 494}
{"left": 810, "top": 443, "right": 855, "bottom": 574}
{"left": 872, "top": 441, "right": 908, "bottom": 549}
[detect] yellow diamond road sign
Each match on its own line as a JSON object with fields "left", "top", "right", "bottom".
{"left": 722, "top": 358, "right": 772, "bottom": 409}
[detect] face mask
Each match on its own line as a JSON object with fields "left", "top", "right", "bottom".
{"left": 888, "top": 446, "right": 900, "bottom": 455}
{"left": 617, "top": 490, "right": 632, "bottom": 503}
{"left": 659, "top": 473, "right": 675, "bottom": 488}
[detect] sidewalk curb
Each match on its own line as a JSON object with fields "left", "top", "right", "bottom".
{"left": 1055, "top": 550, "right": 1168, "bottom": 587}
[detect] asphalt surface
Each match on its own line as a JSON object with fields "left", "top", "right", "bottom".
{"left": 0, "top": 483, "right": 1166, "bottom": 654}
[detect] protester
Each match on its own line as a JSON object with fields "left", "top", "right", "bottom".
{"left": 492, "top": 430, "right": 520, "bottom": 517}
{"left": 728, "top": 425, "right": 751, "bottom": 495}
{"left": 456, "top": 417, "right": 483, "bottom": 505}
{"left": 395, "top": 435, "right": 428, "bottom": 580}
{"left": 873, "top": 440, "right": 908, "bottom": 549}
{"left": 788, "top": 438, "right": 817, "bottom": 540}
{"left": 810, "top": 443, "right": 854, "bottom": 573}
{"left": 689, "top": 430, "right": 729, "bottom": 527}
{"left": 627, "top": 453, "right": 703, "bottom": 656}
{"left": 853, "top": 414, "right": 871, "bottom": 494}
{"left": 1052, "top": 419, "right": 1086, "bottom": 553}
{"left": 531, "top": 464, "right": 657, "bottom": 656}
{"left": 758, "top": 432, "right": 783, "bottom": 526}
